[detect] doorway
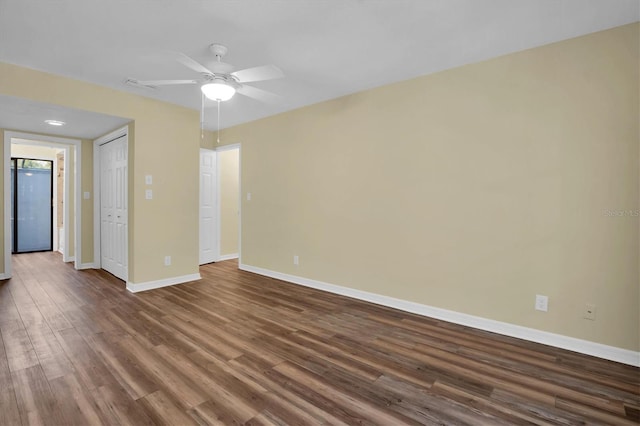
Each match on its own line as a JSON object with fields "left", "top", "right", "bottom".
{"left": 198, "top": 144, "right": 240, "bottom": 265}
{"left": 216, "top": 145, "right": 240, "bottom": 261}
{"left": 10, "top": 158, "right": 53, "bottom": 253}
{"left": 3, "top": 131, "right": 81, "bottom": 280}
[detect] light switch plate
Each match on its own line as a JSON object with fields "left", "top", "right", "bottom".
{"left": 145, "top": 189, "right": 153, "bottom": 200}
{"left": 145, "top": 175, "right": 153, "bottom": 185}
{"left": 83, "top": 191, "right": 90, "bottom": 200}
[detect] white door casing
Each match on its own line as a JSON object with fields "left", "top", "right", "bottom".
{"left": 200, "top": 149, "right": 217, "bottom": 265}
{"left": 3, "top": 132, "right": 82, "bottom": 280}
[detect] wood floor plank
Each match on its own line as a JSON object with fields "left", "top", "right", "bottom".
{"left": 154, "top": 344, "right": 265, "bottom": 422}
{"left": 54, "top": 327, "right": 114, "bottom": 391}
{"left": 1, "top": 319, "right": 40, "bottom": 373}
{"left": 89, "top": 383, "right": 155, "bottom": 426}
{"left": 0, "top": 375, "right": 22, "bottom": 426}
{"left": 25, "top": 324, "right": 74, "bottom": 381}
{"left": 229, "top": 354, "right": 351, "bottom": 425}
{"left": 188, "top": 349, "right": 272, "bottom": 395}
{"left": 274, "top": 361, "right": 421, "bottom": 425}
{"left": 12, "top": 365, "right": 70, "bottom": 426}
{"left": 138, "top": 390, "right": 199, "bottom": 426}
{"left": 3, "top": 251, "right": 639, "bottom": 426}
{"left": 48, "top": 373, "right": 104, "bottom": 426}
{"left": 0, "top": 332, "right": 22, "bottom": 426}
{"left": 116, "top": 337, "right": 209, "bottom": 409}
{"left": 85, "top": 333, "right": 158, "bottom": 400}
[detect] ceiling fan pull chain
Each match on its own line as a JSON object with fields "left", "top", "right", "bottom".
{"left": 200, "top": 92, "right": 205, "bottom": 140}
{"left": 217, "top": 99, "right": 221, "bottom": 144}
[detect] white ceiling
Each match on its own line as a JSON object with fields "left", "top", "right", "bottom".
{"left": 0, "top": 95, "right": 131, "bottom": 139}
{"left": 0, "top": 0, "right": 638, "bottom": 133}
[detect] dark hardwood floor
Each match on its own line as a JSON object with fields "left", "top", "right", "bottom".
{"left": 1, "top": 252, "right": 638, "bottom": 425}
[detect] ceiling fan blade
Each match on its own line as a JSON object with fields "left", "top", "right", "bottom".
{"left": 236, "top": 85, "right": 281, "bottom": 104}
{"left": 231, "top": 64, "right": 283, "bottom": 83}
{"left": 174, "top": 53, "right": 213, "bottom": 75}
{"left": 135, "top": 79, "right": 198, "bottom": 86}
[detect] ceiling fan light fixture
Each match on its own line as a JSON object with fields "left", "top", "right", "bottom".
{"left": 201, "top": 82, "right": 235, "bottom": 101}
{"left": 44, "top": 119, "right": 65, "bottom": 126}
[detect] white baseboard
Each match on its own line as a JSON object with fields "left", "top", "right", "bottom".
{"left": 77, "top": 263, "right": 95, "bottom": 270}
{"left": 64, "top": 256, "right": 75, "bottom": 263}
{"left": 126, "top": 273, "right": 201, "bottom": 293}
{"left": 239, "top": 263, "right": 640, "bottom": 367}
{"left": 218, "top": 253, "right": 239, "bottom": 261}
{"left": 0, "top": 272, "right": 10, "bottom": 280}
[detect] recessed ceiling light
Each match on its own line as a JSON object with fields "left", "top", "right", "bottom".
{"left": 45, "top": 119, "right": 65, "bottom": 126}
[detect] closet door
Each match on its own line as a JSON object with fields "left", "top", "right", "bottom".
{"left": 100, "top": 136, "right": 128, "bottom": 281}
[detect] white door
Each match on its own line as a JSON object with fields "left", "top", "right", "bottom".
{"left": 100, "top": 136, "right": 128, "bottom": 280}
{"left": 200, "top": 149, "right": 217, "bottom": 264}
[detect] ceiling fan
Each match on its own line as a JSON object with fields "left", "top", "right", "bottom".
{"left": 128, "top": 43, "right": 283, "bottom": 141}
{"left": 128, "top": 43, "right": 284, "bottom": 104}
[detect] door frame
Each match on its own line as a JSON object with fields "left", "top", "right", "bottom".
{"left": 10, "top": 156, "right": 55, "bottom": 254}
{"left": 215, "top": 143, "right": 241, "bottom": 263}
{"left": 9, "top": 148, "right": 60, "bottom": 253}
{"left": 2, "top": 131, "right": 81, "bottom": 279}
{"left": 199, "top": 148, "right": 218, "bottom": 265}
{"left": 93, "top": 125, "right": 128, "bottom": 275}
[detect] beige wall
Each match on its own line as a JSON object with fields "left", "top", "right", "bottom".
{"left": 219, "top": 148, "right": 240, "bottom": 256}
{"left": 81, "top": 139, "right": 93, "bottom": 265}
{"left": 0, "top": 65, "right": 200, "bottom": 284}
{"left": 222, "top": 24, "right": 639, "bottom": 351}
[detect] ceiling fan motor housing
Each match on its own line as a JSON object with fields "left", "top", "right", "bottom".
{"left": 209, "top": 43, "right": 229, "bottom": 59}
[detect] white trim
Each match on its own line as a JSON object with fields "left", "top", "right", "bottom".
{"left": 94, "top": 126, "right": 129, "bottom": 279}
{"left": 0, "top": 273, "right": 10, "bottom": 280}
{"left": 3, "top": 132, "right": 11, "bottom": 278}
{"left": 64, "top": 145, "right": 72, "bottom": 262}
{"left": 77, "top": 263, "right": 94, "bottom": 270}
{"left": 126, "top": 273, "right": 201, "bottom": 293}
{"left": 7, "top": 148, "right": 59, "bottom": 251}
{"left": 3, "top": 131, "right": 82, "bottom": 277}
{"left": 218, "top": 253, "right": 239, "bottom": 261}
{"left": 215, "top": 143, "right": 241, "bottom": 152}
{"left": 239, "top": 263, "right": 640, "bottom": 367}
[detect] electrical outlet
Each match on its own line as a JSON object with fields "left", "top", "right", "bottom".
{"left": 535, "top": 295, "right": 548, "bottom": 312}
{"left": 164, "top": 256, "right": 171, "bottom": 266}
{"left": 584, "top": 303, "right": 596, "bottom": 320}
{"left": 293, "top": 255, "right": 299, "bottom": 266}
